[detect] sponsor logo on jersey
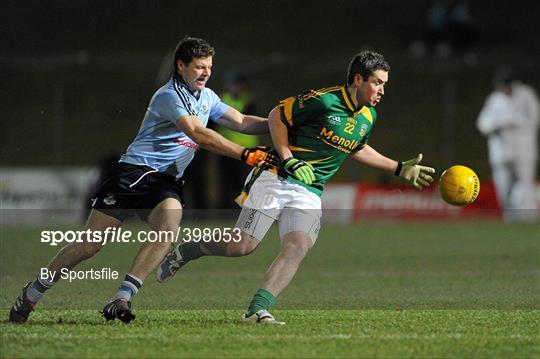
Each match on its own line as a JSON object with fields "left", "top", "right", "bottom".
{"left": 173, "top": 138, "right": 199, "bottom": 149}
{"left": 347, "top": 117, "right": 357, "bottom": 125}
{"left": 328, "top": 116, "right": 341, "bottom": 125}
{"left": 359, "top": 123, "right": 368, "bottom": 137}
{"left": 319, "top": 127, "right": 359, "bottom": 152}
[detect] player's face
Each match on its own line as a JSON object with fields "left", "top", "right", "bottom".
{"left": 178, "top": 56, "right": 213, "bottom": 92}
{"left": 355, "top": 69, "right": 388, "bottom": 107}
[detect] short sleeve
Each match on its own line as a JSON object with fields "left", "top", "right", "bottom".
{"left": 277, "top": 90, "right": 324, "bottom": 129}
{"left": 357, "top": 108, "right": 377, "bottom": 150}
{"left": 358, "top": 128, "right": 372, "bottom": 149}
{"left": 207, "top": 89, "right": 232, "bottom": 122}
{"left": 369, "top": 107, "right": 378, "bottom": 124}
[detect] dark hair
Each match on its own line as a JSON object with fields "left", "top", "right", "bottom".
{"left": 347, "top": 51, "right": 390, "bottom": 84}
{"left": 173, "top": 36, "right": 215, "bottom": 72}
{"left": 493, "top": 67, "right": 517, "bottom": 88}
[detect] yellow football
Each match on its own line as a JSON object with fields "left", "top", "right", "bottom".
{"left": 439, "top": 165, "right": 480, "bottom": 206}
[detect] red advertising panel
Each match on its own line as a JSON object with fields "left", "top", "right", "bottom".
{"left": 352, "top": 182, "right": 501, "bottom": 221}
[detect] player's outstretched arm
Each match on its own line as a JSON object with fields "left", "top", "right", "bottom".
{"left": 352, "top": 145, "right": 435, "bottom": 190}
{"left": 175, "top": 115, "right": 277, "bottom": 169}
{"left": 217, "top": 107, "right": 269, "bottom": 134}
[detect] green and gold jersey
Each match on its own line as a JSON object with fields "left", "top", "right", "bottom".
{"left": 275, "top": 85, "right": 377, "bottom": 196}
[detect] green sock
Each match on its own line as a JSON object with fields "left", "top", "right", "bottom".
{"left": 179, "top": 242, "right": 204, "bottom": 261}
{"left": 247, "top": 288, "right": 276, "bottom": 316}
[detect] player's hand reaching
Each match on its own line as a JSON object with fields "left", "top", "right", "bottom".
{"left": 395, "top": 153, "right": 435, "bottom": 190}
{"left": 241, "top": 146, "right": 279, "bottom": 170}
{"left": 281, "top": 157, "right": 316, "bottom": 185}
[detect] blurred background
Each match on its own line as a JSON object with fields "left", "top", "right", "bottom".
{"left": 1, "top": 0, "right": 539, "bottom": 218}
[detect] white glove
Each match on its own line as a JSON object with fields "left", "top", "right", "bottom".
{"left": 395, "top": 153, "right": 435, "bottom": 190}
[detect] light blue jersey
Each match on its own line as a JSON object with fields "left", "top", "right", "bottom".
{"left": 120, "top": 76, "right": 231, "bottom": 178}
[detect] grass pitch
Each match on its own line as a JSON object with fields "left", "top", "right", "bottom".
{"left": 1, "top": 220, "right": 539, "bottom": 357}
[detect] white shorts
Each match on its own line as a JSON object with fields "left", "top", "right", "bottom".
{"left": 234, "top": 170, "right": 322, "bottom": 245}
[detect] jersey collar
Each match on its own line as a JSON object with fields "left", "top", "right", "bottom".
{"left": 342, "top": 84, "right": 371, "bottom": 118}
{"left": 342, "top": 84, "right": 357, "bottom": 112}
{"left": 173, "top": 73, "right": 201, "bottom": 99}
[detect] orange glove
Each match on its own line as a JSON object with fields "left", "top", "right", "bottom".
{"left": 241, "top": 146, "right": 279, "bottom": 170}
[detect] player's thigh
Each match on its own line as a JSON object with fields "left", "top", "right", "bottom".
{"left": 74, "top": 209, "right": 122, "bottom": 256}
{"left": 234, "top": 207, "right": 275, "bottom": 243}
{"left": 277, "top": 207, "right": 321, "bottom": 248}
{"left": 85, "top": 209, "right": 122, "bottom": 231}
{"left": 147, "top": 197, "right": 183, "bottom": 233}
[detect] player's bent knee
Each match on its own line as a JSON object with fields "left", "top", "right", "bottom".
{"left": 238, "top": 242, "right": 258, "bottom": 256}
{"left": 226, "top": 232, "right": 259, "bottom": 257}
{"left": 239, "top": 232, "right": 260, "bottom": 255}
{"left": 282, "top": 233, "right": 311, "bottom": 258}
{"left": 225, "top": 245, "right": 247, "bottom": 257}
{"left": 225, "top": 242, "right": 255, "bottom": 257}
{"left": 289, "top": 241, "right": 310, "bottom": 257}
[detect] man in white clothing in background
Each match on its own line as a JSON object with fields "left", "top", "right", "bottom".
{"left": 477, "top": 68, "right": 539, "bottom": 222}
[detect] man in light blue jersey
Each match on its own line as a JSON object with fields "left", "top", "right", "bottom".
{"left": 9, "top": 36, "right": 277, "bottom": 324}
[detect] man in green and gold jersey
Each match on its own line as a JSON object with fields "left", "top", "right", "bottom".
{"left": 157, "top": 51, "right": 435, "bottom": 324}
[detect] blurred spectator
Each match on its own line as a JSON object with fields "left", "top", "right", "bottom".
{"left": 215, "top": 72, "right": 260, "bottom": 209}
{"left": 477, "top": 68, "right": 539, "bottom": 222}
{"left": 409, "top": 0, "right": 477, "bottom": 61}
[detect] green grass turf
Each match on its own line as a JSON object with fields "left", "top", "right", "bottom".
{"left": 1, "top": 309, "right": 538, "bottom": 358}
{"left": 1, "top": 221, "right": 539, "bottom": 357}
